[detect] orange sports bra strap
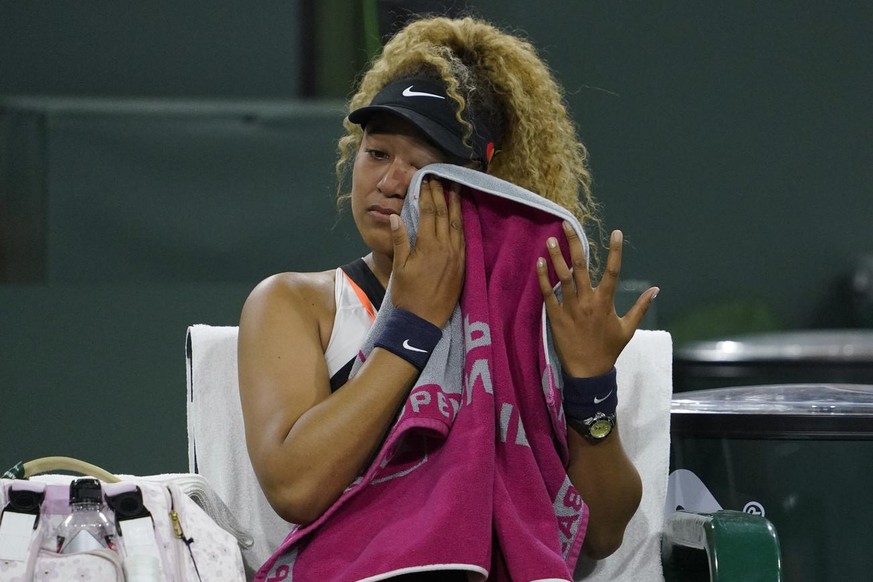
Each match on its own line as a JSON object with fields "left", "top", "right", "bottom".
{"left": 344, "top": 274, "right": 377, "bottom": 321}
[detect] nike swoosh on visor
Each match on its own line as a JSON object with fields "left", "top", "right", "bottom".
{"left": 402, "top": 86, "right": 446, "bottom": 99}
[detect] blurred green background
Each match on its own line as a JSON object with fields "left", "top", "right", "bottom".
{"left": 1, "top": 0, "right": 871, "bottom": 474}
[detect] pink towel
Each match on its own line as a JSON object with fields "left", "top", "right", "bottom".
{"left": 256, "top": 165, "right": 588, "bottom": 582}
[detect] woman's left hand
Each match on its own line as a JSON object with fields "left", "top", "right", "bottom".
{"left": 536, "top": 222, "right": 659, "bottom": 378}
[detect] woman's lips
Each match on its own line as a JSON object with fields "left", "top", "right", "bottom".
{"left": 366, "top": 205, "right": 399, "bottom": 224}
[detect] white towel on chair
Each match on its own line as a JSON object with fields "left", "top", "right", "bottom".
{"left": 574, "top": 329, "right": 673, "bottom": 582}
{"left": 186, "top": 324, "right": 292, "bottom": 578}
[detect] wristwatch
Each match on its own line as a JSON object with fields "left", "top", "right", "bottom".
{"left": 568, "top": 411, "right": 616, "bottom": 440}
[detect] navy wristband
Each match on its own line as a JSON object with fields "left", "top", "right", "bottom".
{"left": 562, "top": 367, "right": 618, "bottom": 421}
{"left": 373, "top": 308, "right": 442, "bottom": 371}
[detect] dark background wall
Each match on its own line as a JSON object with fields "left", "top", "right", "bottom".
{"left": 1, "top": 1, "right": 871, "bottom": 475}
{"left": 0, "top": 1, "right": 302, "bottom": 98}
{"left": 474, "top": 1, "right": 873, "bottom": 334}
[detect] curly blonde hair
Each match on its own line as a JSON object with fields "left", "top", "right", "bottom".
{"left": 337, "top": 16, "right": 603, "bottom": 268}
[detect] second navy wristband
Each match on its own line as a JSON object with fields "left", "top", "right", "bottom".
{"left": 562, "top": 367, "right": 618, "bottom": 421}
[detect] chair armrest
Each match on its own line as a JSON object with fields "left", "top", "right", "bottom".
{"left": 661, "top": 510, "right": 782, "bottom": 582}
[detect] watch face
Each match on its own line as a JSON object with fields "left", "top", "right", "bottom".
{"left": 588, "top": 418, "right": 613, "bottom": 439}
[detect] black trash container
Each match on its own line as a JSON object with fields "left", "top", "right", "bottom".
{"left": 673, "top": 330, "right": 873, "bottom": 392}
{"left": 669, "top": 383, "right": 873, "bottom": 582}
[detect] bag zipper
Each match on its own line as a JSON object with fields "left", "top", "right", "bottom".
{"left": 168, "top": 485, "right": 202, "bottom": 582}
{"left": 150, "top": 482, "right": 184, "bottom": 582}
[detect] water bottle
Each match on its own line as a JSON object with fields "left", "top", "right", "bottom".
{"left": 55, "top": 478, "right": 116, "bottom": 554}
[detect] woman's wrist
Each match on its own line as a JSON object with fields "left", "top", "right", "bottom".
{"left": 560, "top": 358, "right": 615, "bottom": 379}
{"left": 373, "top": 308, "right": 442, "bottom": 371}
{"left": 562, "top": 367, "right": 618, "bottom": 421}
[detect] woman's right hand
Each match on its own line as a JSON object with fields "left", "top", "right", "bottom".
{"left": 388, "top": 178, "right": 465, "bottom": 327}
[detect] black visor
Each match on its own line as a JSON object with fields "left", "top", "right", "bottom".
{"left": 348, "top": 77, "right": 495, "bottom": 166}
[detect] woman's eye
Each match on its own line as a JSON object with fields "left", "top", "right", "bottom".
{"left": 366, "top": 149, "right": 388, "bottom": 160}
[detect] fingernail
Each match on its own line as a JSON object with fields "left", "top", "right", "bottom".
{"left": 547, "top": 237, "right": 558, "bottom": 249}
{"left": 563, "top": 220, "right": 572, "bottom": 231}
{"left": 651, "top": 287, "right": 660, "bottom": 300}
{"left": 537, "top": 257, "right": 546, "bottom": 269}
{"left": 389, "top": 214, "right": 399, "bottom": 230}
{"left": 612, "top": 230, "right": 622, "bottom": 243}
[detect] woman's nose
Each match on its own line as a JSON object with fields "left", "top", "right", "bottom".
{"left": 377, "top": 160, "right": 414, "bottom": 197}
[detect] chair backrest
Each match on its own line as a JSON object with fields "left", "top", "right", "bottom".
{"left": 186, "top": 324, "right": 674, "bottom": 581}
{"left": 186, "top": 324, "right": 291, "bottom": 577}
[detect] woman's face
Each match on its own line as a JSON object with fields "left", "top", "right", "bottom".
{"left": 351, "top": 113, "right": 450, "bottom": 257}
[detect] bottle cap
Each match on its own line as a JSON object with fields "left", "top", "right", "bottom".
{"left": 70, "top": 477, "right": 102, "bottom": 504}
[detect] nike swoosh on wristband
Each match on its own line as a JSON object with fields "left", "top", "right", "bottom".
{"left": 593, "top": 390, "right": 614, "bottom": 405}
{"left": 402, "top": 339, "right": 428, "bottom": 353}
{"left": 402, "top": 86, "right": 446, "bottom": 99}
